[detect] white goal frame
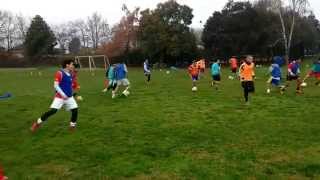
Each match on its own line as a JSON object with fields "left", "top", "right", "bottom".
{"left": 74, "top": 55, "right": 110, "bottom": 71}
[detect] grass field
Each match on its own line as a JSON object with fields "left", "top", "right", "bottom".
{"left": 1, "top": 63, "right": 320, "bottom": 179}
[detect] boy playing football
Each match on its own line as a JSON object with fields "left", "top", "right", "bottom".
{"left": 31, "top": 60, "right": 79, "bottom": 132}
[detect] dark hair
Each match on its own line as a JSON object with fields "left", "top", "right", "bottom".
{"left": 74, "top": 62, "right": 80, "bottom": 68}
{"left": 62, "top": 59, "right": 74, "bottom": 68}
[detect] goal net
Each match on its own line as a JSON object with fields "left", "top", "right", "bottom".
{"left": 74, "top": 55, "right": 110, "bottom": 71}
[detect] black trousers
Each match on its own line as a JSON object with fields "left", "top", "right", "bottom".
{"left": 145, "top": 74, "right": 151, "bottom": 82}
{"left": 241, "top": 81, "right": 254, "bottom": 102}
{"left": 41, "top": 108, "right": 78, "bottom": 123}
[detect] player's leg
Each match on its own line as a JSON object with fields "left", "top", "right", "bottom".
{"left": 192, "top": 76, "right": 198, "bottom": 87}
{"left": 285, "top": 75, "right": 291, "bottom": 87}
{"left": 107, "top": 79, "right": 114, "bottom": 91}
{"left": 65, "top": 97, "right": 78, "bottom": 129}
{"left": 248, "top": 81, "right": 255, "bottom": 94}
{"left": 40, "top": 108, "right": 58, "bottom": 122}
{"left": 70, "top": 108, "right": 78, "bottom": 129}
{"left": 112, "top": 80, "right": 121, "bottom": 98}
{"left": 296, "top": 77, "right": 302, "bottom": 94}
{"left": 315, "top": 74, "right": 320, "bottom": 86}
{"left": 266, "top": 77, "right": 272, "bottom": 93}
{"left": 242, "top": 82, "right": 249, "bottom": 102}
{"left": 147, "top": 74, "right": 151, "bottom": 82}
{"left": 211, "top": 75, "right": 214, "bottom": 87}
{"left": 31, "top": 98, "right": 63, "bottom": 132}
{"left": 232, "top": 68, "right": 236, "bottom": 78}
{"left": 102, "top": 79, "right": 109, "bottom": 92}
{"left": 214, "top": 75, "right": 221, "bottom": 90}
{"left": 123, "top": 79, "right": 130, "bottom": 92}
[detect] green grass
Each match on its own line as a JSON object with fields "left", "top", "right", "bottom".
{"left": 0, "top": 64, "right": 320, "bottom": 179}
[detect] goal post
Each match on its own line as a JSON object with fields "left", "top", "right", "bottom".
{"left": 74, "top": 55, "right": 110, "bottom": 71}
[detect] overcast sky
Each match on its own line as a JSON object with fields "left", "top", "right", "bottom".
{"left": 2, "top": 0, "right": 320, "bottom": 28}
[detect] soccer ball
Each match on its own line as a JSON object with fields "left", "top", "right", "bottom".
{"left": 228, "top": 75, "right": 234, "bottom": 80}
{"left": 267, "top": 88, "right": 271, "bottom": 94}
{"left": 76, "top": 96, "right": 83, "bottom": 101}
{"left": 301, "top": 82, "right": 307, "bottom": 87}
{"left": 166, "top": 70, "right": 170, "bottom": 74}
{"left": 192, "top": 86, "right": 198, "bottom": 92}
{"left": 122, "top": 90, "right": 130, "bottom": 96}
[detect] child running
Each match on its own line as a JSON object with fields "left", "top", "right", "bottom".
{"left": 102, "top": 64, "right": 117, "bottom": 93}
{"left": 302, "top": 58, "right": 320, "bottom": 86}
{"left": 266, "top": 61, "right": 285, "bottom": 94}
{"left": 211, "top": 59, "right": 221, "bottom": 90}
{"left": 112, "top": 62, "right": 130, "bottom": 98}
{"left": 286, "top": 59, "right": 302, "bottom": 94}
{"left": 229, "top": 56, "right": 238, "bottom": 79}
{"left": 31, "top": 60, "right": 79, "bottom": 132}
{"left": 239, "top": 55, "right": 255, "bottom": 104}
{"left": 188, "top": 61, "right": 200, "bottom": 90}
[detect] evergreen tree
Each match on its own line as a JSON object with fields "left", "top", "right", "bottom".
{"left": 24, "top": 15, "right": 56, "bottom": 61}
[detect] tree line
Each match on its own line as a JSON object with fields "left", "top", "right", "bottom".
{"left": 0, "top": 0, "right": 319, "bottom": 65}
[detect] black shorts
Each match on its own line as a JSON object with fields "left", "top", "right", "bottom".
{"left": 242, "top": 81, "right": 255, "bottom": 92}
{"left": 212, "top": 75, "right": 221, "bottom": 81}
{"left": 231, "top": 68, "right": 237, "bottom": 73}
{"left": 287, "top": 75, "right": 299, "bottom": 81}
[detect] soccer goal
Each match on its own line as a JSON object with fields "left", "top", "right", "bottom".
{"left": 74, "top": 55, "right": 110, "bottom": 71}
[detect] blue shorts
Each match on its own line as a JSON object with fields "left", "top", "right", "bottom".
{"left": 192, "top": 75, "right": 198, "bottom": 81}
{"left": 271, "top": 78, "right": 280, "bottom": 86}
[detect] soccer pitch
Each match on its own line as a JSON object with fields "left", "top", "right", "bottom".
{"left": 0, "top": 65, "right": 320, "bottom": 179}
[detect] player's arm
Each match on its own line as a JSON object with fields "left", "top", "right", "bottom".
{"left": 252, "top": 64, "right": 256, "bottom": 79}
{"left": 124, "top": 64, "right": 128, "bottom": 73}
{"left": 54, "top": 71, "right": 68, "bottom": 99}
{"left": 187, "top": 66, "right": 192, "bottom": 75}
{"left": 288, "top": 64, "right": 294, "bottom": 76}
{"left": 303, "top": 70, "right": 312, "bottom": 82}
{"left": 238, "top": 64, "right": 244, "bottom": 79}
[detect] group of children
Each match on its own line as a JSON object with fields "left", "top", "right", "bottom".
{"left": 188, "top": 55, "right": 320, "bottom": 104}
{"left": 102, "top": 62, "right": 131, "bottom": 98}
{"left": 29, "top": 56, "right": 320, "bottom": 133}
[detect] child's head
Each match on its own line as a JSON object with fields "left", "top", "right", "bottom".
{"left": 62, "top": 59, "right": 75, "bottom": 71}
{"left": 192, "top": 60, "right": 197, "bottom": 65}
{"left": 245, "top": 55, "right": 253, "bottom": 64}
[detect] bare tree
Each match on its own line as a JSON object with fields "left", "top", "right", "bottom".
{"left": 99, "top": 19, "right": 111, "bottom": 44}
{"left": 87, "top": 12, "right": 111, "bottom": 49}
{"left": 72, "top": 20, "right": 89, "bottom": 48}
{"left": 0, "top": 11, "right": 6, "bottom": 43}
{"left": 0, "top": 11, "right": 15, "bottom": 50}
{"left": 52, "top": 23, "right": 70, "bottom": 52}
{"left": 121, "top": 4, "right": 140, "bottom": 53}
{"left": 15, "top": 13, "right": 29, "bottom": 46}
{"left": 87, "top": 12, "right": 101, "bottom": 49}
{"left": 272, "top": 0, "right": 308, "bottom": 63}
